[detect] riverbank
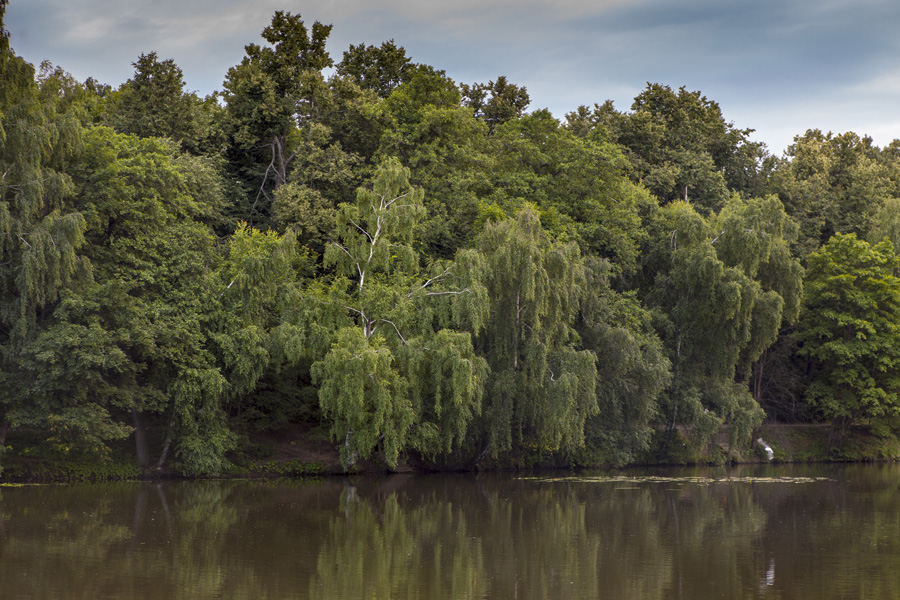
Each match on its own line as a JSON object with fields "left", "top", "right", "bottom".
{"left": 2, "top": 422, "right": 900, "bottom": 482}
{"left": 664, "top": 423, "right": 900, "bottom": 465}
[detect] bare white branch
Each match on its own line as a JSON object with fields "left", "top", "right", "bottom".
{"left": 424, "top": 288, "right": 472, "bottom": 297}
{"left": 219, "top": 279, "right": 236, "bottom": 297}
{"left": 410, "top": 266, "right": 454, "bottom": 297}
{"left": 380, "top": 318, "right": 408, "bottom": 345}
{"left": 348, "top": 217, "right": 374, "bottom": 244}
{"left": 341, "top": 304, "right": 366, "bottom": 318}
{"left": 383, "top": 191, "right": 411, "bottom": 209}
{"left": 330, "top": 240, "right": 356, "bottom": 261}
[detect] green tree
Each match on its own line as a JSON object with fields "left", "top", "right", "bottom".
{"left": 771, "top": 130, "right": 893, "bottom": 257}
{"left": 796, "top": 233, "right": 900, "bottom": 443}
{"left": 270, "top": 121, "right": 359, "bottom": 251}
{"left": 638, "top": 199, "right": 798, "bottom": 451}
{"left": 388, "top": 103, "right": 492, "bottom": 259}
{"left": 104, "top": 52, "right": 214, "bottom": 155}
{"left": 460, "top": 76, "right": 530, "bottom": 132}
{"left": 577, "top": 258, "right": 671, "bottom": 465}
{"left": 589, "top": 84, "right": 765, "bottom": 212}
{"left": 709, "top": 195, "right": 805, "bottom": 424}
{"left": 868, "top": 197, "right": 900, "bottom": 253}
{"left": 487, "top": 110, "right": 647, "bottom": 273}
{"left": 319, "top": 75, "right": 386, "bottom": 165}
{"left": 21, "top": 127, "right": 233, "bottom": 475}
{"left": 370, "top": 60, "right": 496, "bottom": 261}
{"left": 378, "top": 65, "right": 461, "bottom": 145}
{"left": 336, "top": 39, "right": 414, "bottom": 98}
{"left": 211, "top": 223, "right": 314, "bottom": 431}
{"left": 712, "top": 194, "right": 804, "bottom": 378}
{"left": 0, "top": 10, "right": 91, "bottom": 465}
{"left": 309, "top": 158, "right": 486, "bottom": 467}
{"left": 223, "top": 11, "right": 333, "bottom": 222}
{"left": 471, "top": 206, "right": 597, "bottom": 459}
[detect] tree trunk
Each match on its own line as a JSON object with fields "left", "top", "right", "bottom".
{"left": 132, "top": 409, "right": 151, "bottom": 468}
{"left": 513, "top": 291, "right": 521, "bottom": 370}
{"left": 154, "top": 415, "right": 177, "bottom": 470}
{"left": 659, "top": 404, "right": 678, "bottom": 458}
{"left": 827, "top": 415, "right": 852, "bottom": 451}
{"left": 752, "top": 349, "right": 767, "bottom": 403}
{"left": 0, "top": 419, "right": 10, "bottom": 447}
{"left": 659, "top": 333, "right": 682, "bottom": 458}
{"left": 272, "top": 134, "right": 295, "bottom": 188}
{"left": 471, "top": 441, "right": 491, "bottom": 468}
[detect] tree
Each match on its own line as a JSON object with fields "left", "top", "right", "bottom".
{"left": 592, "top": 84, "right": 765, "bottom": 212}
{"left": 712, "top": 194, "right": 804, "bottom": 381}
{"left": 309, "top": 158, "right": 486, "bottom": 467}
{"left": 375, "top": 64, "right": 493, "bottom": 260}
{"left": 771, "top": 130, "right": 893, "bottom": 257}
{"left": 868, "top": 197, "right": 900, "bottom": 253}
{"left": 105, "top": 52, "right": 204, "bottom": 153}
{"left": 0, "top": 12, "right": 91, "bottom": 466}
{"left": 461, "top": 76, "right": 530, "bottom": 132}
{"left": 387, "top": 103, "right": 492, "bottom": 259}
{"left": 270, "top": 121, "right": 358, "bottom": 251}
{"left": 223, "top": 11, "right": 333, "bottom": 222}
{"left": 796, "top": 233, "right": 900, "bottom": 443}
{"left": 708, "top": 195, "right": 805, "bottom": 427}
{"left": 577, "top": 258, "right": 671, "bottom": 465}
{"left": 471, "top": 206, "right": 597, "bottom": 459}
{"left": 319, "top": 75, "right": 386, "bottom": 164}
{"left": 21, "top": 127, "right": 233, "bottom": 475}
{"left": 211, "top": 223, "right": 314, "bottom": 431}
{"left": 636, "top": 199, "right": 800, "bottom": 451}
{"left": 487, "top": 110, "right": 647, "bottom": 273}
{"left": 336, "top": 39, "right": 414, "bottom": 98}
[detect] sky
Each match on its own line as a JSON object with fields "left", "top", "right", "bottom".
{"left": 7, "top": 0, "right": 900, "bottom": 155}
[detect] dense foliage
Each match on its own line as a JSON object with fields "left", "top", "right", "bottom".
{"left": 3, "top": 5, "right": 900, "bottom": 474}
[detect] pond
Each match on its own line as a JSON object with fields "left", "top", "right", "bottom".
{"left": 1, "top": 463, "right": 898, "bottom": 599}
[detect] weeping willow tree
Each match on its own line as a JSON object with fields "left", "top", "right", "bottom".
{"left": 638, "top": 196, "right": 802, "bottom": 453}
{"left": 0, "top": 7, "right": 94, "bottom": 464}
{"left": 577, "top": 257, "right": 671, "bottom": 466}
{"left": 470, "top": 206, "right": 597, "bottom": 460}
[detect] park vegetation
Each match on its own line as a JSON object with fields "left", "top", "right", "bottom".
{"left": 3, "top": 4, "right": 900, "bottom": 475}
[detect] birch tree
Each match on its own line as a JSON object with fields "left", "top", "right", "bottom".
{"left": 311, "top": 158, "right": 486, "bottom": 467}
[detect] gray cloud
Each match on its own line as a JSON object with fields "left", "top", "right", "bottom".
{"left": 7, "top": 0, "right": 900, "bottom": 153}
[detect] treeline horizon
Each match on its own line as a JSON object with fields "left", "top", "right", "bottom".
{"left": 3, "top": 4, "right": 900, "bottom": 475}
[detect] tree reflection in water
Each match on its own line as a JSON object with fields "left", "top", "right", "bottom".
{"left": 0, "top": 465, "right": 898, "bottom": 599}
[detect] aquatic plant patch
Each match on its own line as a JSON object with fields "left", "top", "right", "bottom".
{"left": 521, "top": 475, "right": 833, "bottom": 485}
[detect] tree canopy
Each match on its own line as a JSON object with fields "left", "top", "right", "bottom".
{"left": 3, "top": 7, "right": 900, "bottom": 475}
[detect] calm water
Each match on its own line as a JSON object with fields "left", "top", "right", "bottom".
{"left": 1, "top": 463, "right": 899, "bottom": 599}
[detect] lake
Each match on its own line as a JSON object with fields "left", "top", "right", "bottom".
{"left": 1, "top": 463, "right": 898, "bottom": 599}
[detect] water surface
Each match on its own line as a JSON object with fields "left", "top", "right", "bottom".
{"left": 1, "top": 463, "right": 898, "bottom": 599}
